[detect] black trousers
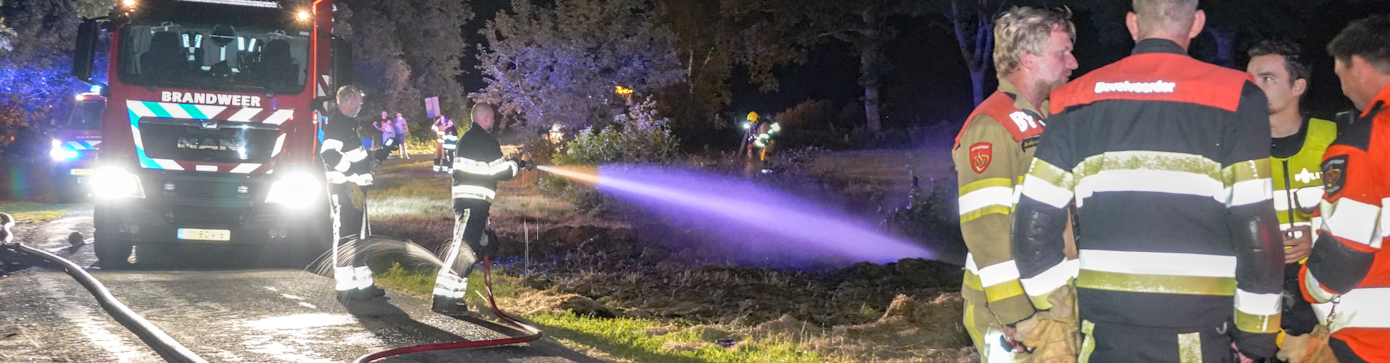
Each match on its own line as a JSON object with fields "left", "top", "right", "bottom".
{"left": 329, "top": 183, "right": 371, "bottom": 290}
{"left": 1080, "top": 319, "right": 1237, "bottom": 363}
{"left": 434, "top": 198, "right": 490, "bottom": 299}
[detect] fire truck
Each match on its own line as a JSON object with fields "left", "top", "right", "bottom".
{"left": 71, "top": 0, "right": 353, "bottom": 267}
{"left": 49, "top": 87, "right": 106, "bottom": 201}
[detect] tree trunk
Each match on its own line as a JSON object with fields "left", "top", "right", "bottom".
{"left": 951, "top": 0, "right": 993, "bottom": 107}
{"left": 1207, "top": 27, "right": 1235, "bottom": 68}
{"left": 858, "top": 9, "right": 884, "bottom": 133}
{"left": 863, "top": 81, "right": 881, "bottom": 132}
{"left": 970, "top": 71, "right": 985, "bottom": 106}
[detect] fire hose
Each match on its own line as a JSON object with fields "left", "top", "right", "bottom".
{"left": 0, "top": 212, "right": 208, "bottom": 363}
{"left": 354, "top": 255, "right": 544, "bottom": 363}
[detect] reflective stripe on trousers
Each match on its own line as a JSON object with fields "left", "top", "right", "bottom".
{"left": 436, "top": 209, "right": 479, "bottom": 299}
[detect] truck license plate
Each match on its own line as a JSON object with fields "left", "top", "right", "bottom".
{"left": 177, "top": 228, "right": 231, "bottom": 241}
{"left": 70, "top": 169, "right": 93, "bottom": 175}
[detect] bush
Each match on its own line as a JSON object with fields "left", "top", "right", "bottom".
{"left": 540, "top": 98, "right": 682, "bottom": 213}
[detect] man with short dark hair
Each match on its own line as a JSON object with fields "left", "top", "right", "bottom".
{"left": 1011, "top": 0, "right": 1283, "bottom": 361}
{"left": 1295, "top": 15, "right": 1390, "bottom": 363}
{"left": 1244, "top": 38, "right": 1336, "bottom": 345}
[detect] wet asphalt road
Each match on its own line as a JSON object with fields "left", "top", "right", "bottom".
{"left": 0, "top": 206, "right": 602, "bottom": 363}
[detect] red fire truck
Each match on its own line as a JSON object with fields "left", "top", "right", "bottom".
{"left": 71, "top": 0, "right": 353, "bottom": 267}
{"left": 48, "top": 88, "right": 106, "bottom": 201}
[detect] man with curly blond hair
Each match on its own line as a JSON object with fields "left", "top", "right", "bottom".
{"left": 952, "top": 5, "right": 1078, "bottom": 362}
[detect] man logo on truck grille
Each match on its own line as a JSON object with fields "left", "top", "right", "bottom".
{"left": 178, "top": 137, "right": 238, "bottom": 151}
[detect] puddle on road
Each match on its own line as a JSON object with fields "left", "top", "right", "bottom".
{"left": 244, "top": 313, "right": 356, "bottom": 331}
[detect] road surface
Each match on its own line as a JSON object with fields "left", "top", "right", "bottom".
{"left": 0, "top": 206, "right": 602, "bottom": 363}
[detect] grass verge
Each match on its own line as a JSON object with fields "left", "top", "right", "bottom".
{"left": 0, "top": 201, "right": 75, "bottom": 224}
{"left": 373, "top": 263, "right": 834, "bottom": 363}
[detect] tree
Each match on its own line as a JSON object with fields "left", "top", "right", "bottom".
{"left": 384, "top": 0, "right": 473, "bottom": 120}
{"left": 335, "top": 1, "right": 420, "bottom": 120}
{"left": 651, "top": 0, "right": 733, "bottom": 132}
{"left": 944, "top": 0, "right": 1001, "bottom": 107}
{"left": 0, "top": 0, "right": 85, "bottom": 118}
{"left": 76, "top": 0, "right": 115, "bottom": 19}
{"left": 1197, "top": 0, "right": 1330, "bottom": 68}
{"left": 473, "top": 0, "right": 685, "bottom": 128}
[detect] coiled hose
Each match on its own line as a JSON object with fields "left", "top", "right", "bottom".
{"left": 353, "top": 256, "right": 543, "bottom": 363}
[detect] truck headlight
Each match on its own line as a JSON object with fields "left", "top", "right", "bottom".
{"left": 91, "top": 167, "right": 145, "bottom": 199}
{"left": 49, "top": 139, "right": 78, "bottom": 161}
{"left": 265, "top": 172, "right": 321, "bottom": 207}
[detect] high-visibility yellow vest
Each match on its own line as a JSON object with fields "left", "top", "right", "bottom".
{"left": 1271, "top": 117, "right": 1337, "bottom": 232}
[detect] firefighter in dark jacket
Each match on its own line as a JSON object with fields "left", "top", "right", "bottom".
{"left": 320, "top": 86, "right": 386, "bottom": 301}
{"left": 432, "top": 104, "right": 533, "bottom": 315}
{"left": 1011, "top": 1, "right": 1283, "bottom": 361}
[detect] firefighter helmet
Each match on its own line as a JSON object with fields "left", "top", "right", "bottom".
{"left": 747, "top": 111, "right": 759, "bottom": 122}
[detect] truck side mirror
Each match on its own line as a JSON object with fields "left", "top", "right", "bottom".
{"left": 72, "top": 19, "right": 100, "bottom": 83}
{"left": 331, "top": 37, "right": 354, "bottom": 93}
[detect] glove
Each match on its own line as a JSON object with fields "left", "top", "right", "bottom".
{"left": 1277, "top": 325, "right": 1338, "bottom": 363}
{"left": 1014, "top": 311, "right": 1079, "bottom": 363}
{"left": 510, "top": 157, "right": 535, "bottom": 171}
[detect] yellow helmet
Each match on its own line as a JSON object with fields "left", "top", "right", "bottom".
{"left": 747, "top": 111, "right": 759, "bottom": 122}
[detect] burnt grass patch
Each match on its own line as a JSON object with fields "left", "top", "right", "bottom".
{"left": 366, "top": 156, "right": 976, "bottom": 360}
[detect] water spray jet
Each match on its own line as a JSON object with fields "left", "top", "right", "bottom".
{"left": 536, "top": 164, "right": 932, "bottom": 266}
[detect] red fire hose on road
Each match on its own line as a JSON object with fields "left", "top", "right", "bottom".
{"left": 353, "top": 256, "right": 543, "bottom": 363}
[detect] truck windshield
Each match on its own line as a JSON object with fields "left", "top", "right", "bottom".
{"left": 65, "top": 98, "right": 104, "bottom": 130}
{"left": 117, "top": 23, "right": 308, "bottom": 94}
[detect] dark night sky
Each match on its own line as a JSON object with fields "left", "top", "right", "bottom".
{"left": 459, "top": 0, "right": 1390, "bottom": 128}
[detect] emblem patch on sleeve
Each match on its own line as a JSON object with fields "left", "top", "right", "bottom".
{"left": 969, "top": 142, "right": 992, "bottom": 174}
{"left": 1322, "top": 155, "right": 1347, "bottom": 196}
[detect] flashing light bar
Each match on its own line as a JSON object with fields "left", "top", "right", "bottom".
{"left": 177, "top": 0, "right": 280, "bottom": 9}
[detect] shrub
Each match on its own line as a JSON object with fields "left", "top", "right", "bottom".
{"left": 540, "top": 98, "right": 682, "bottom": 213}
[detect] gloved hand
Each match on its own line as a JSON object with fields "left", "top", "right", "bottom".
{"left": 1013, "top": 284, "right": 1080, "bottom": 363}
{"left": 1277, "top": 325, "right": 1338, "bottom": 363}
{"left": 1014, "top": 310, "right": 1078, "bottom": 363}
{"left": 510, "top": 157, "right": 535, "bottom": 171}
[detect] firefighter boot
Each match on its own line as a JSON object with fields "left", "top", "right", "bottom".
{"left": 431, "top": 296, "right": 470, "bottom": 317}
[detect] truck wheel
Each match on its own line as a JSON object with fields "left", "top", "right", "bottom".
{"left": 92, "top": 212, "right": 133, "bottom": 269}
{"left": 94, "top": 239, "right": 133, "bottom": 269}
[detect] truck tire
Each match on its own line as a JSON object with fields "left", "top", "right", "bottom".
{"left": 92, "top": 209, "right": 133, "bottom": 269}
{"left": 94, "top": 238, "right": 133, "bottom": 269}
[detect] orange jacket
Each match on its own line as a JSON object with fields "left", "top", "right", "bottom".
{"left": 1300, "top": 84, "right": 1390, "bottom": 363}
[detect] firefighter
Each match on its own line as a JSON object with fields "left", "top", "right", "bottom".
{"left": 432, "top": 104, "right": 533, "bottom": 315}
{"left": 440, "top": 118, "right": 459, "bottom": 173}
{"left": 1293, "top": 15, "right": 1390, "bottom": 363}
{"left": 432, "top": 115, "right": 455, "bottom": 172}
{"left": 742, "top": 112, "right": 780, "bottom": 174}
{"left": 952, "top": 6, "right": 1078, "bottom": 362}
{"left": 1244, "top": 38, "right": 1335, "bottom": 346}
{"left": 321, "top": 86, "right": 386, "bottom": 301}
{"left": 1012, "top": 1, "right": 1283, "bottom": 361}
